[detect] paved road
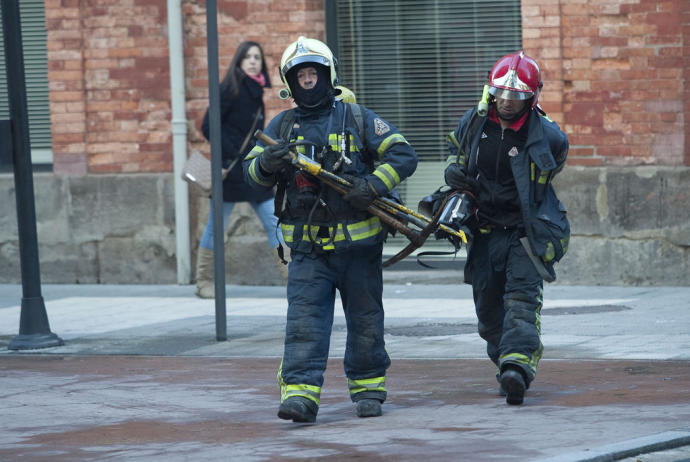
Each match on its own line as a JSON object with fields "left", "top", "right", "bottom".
{"left": 1, "top": 282, "right": 689, "bottom": 461}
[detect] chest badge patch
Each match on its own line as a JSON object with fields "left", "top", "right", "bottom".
{"left": 508, "top": 146, "right": 519, "bottom": 157}
{"left": 481, "top": 132, "right": 488, "bottom": 139}
{"left": 373, "top": 118, "right": 390, "bottom": 136}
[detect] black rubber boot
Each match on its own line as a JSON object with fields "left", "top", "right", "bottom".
{"left": 356, "top": 399, "right": 382, "bottom": 418}
{"left": 500, "top": 367, "right": 526, "bottom": 405}
{"left": 277, "top": 396, "right": 318, "bottom": 423}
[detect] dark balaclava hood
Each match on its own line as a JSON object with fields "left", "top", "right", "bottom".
{"left": 287, "top": 63, "right": 333, "bottom": 109}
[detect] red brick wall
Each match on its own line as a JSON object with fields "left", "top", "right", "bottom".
{"left": 45, "top": 0, "right": 86, "bottom": 175}
{"left": 183, "top": 0, "right": 324, "bottom": 156}
{"left": 46, "top": 0, "right": 323, "bottom": 174}
{"left": 47, "top": 0, "right": 688, "bottom": 174}
{"left": 684, "top": 1, "right": 690, "bottom": 166}
{"left": 47, "top": 0, "right": 172, "bottom": 175}
{"left": 523, "top": 0, "right": 688, "bottom": 167}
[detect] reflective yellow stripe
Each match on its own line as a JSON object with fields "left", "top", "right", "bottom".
{"left": 543, "top": 242, "right": 555, "bottom": 262}
{"left": 348, "top": 376, "right": 386, "bottom": 395}
{"left": 347, "top": 216, "right": 382, "bottom": 241}
{"left": 376, "top": 133, "right": 408, "bottom": 159}
{"left": 349, "top": 134, "right": 359, "bottom": 153}
{"left": 282, "top": 384, "right": 321, "bottom": 405}
{"left": 299, "top": 224, "right": 345, "bottom": 247}
{"left": 372, "top": 163, "right": 400, "bottom": 191}
{"left": 277, "top": 362, "right": 321, "bottom": 405}
{"left": 445, "top": 155, "right": 458, "bottom": 167}
{"left": 538, "top": 171, "right": 550, "bottom": 184}
{"left": 281, "top": 223, "right": 295, "bottom": 243}
{"left": 296, "top": 135, "right": 306, "bottom": 155}
{"left": 248, "top": 157, "right": 274, "bottom": 187}
{"left": 542, "top": 236, "right": 569, "bottom": 263}
{"left": 530, "top": 161, "right": 535, "bottom": 182}
{"left": 245, "top": 145, "right": 263, "bottom": 160}
{"left": 326, "top": 133, "right": 357, "bottom": 153}
{"left": 281, "top": 218, "right": 382, "bottom": 248}
{"left": 500, "top": 352, "right": 540, "bottom": 378}
{"left": 328, "top": 133, "right": 338, "bottom": 151}
{"left": 447, "top": 130, "right": 460, "bottom": 148}
{"left": 318, "top": 224, "right": 346, "bottom": 250}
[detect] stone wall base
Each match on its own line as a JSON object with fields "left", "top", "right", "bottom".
{"left": 1, "top": 166, "right": 688, "bottom": 286}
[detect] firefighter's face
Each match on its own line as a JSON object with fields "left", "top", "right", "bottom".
{"left": 496, "top": 97, "right": 527, "bottom": 120}
{"left": 297, "top": 66, "right": 318, "bottom": 90}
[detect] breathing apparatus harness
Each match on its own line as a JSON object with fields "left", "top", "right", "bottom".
{"left": 273, "top": 102, "right": 368, "bottom": 253}
{"left": 415, "top": 86, "right": 491, "bottom": 268}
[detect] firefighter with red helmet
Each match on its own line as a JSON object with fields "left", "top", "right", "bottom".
{"left": 444, "top": 51, "right": 570, "bottom": 405}
{"left": 244, "top": 37, "right": 417, "bottom": 422}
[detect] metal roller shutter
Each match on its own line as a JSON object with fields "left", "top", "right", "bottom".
{"left": 328, "top": 0, "right": 522, "bottom": 258}
{"left": 0, "top": 0, "right": 53, "bottom": 164}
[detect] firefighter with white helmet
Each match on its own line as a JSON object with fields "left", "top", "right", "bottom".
{"left": 444, "top": 51, "right": 570, "bottom": 405}
{"left": 244, "top": 36, "right": 418, "bottom": 422}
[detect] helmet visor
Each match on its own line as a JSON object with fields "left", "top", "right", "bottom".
{"left": 282, "top": 55, "right": 330, "bottom": 76}
{"left": 489, "top": 86, "right": 533, "bottom": 101}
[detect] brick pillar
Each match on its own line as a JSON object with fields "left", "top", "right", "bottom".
{"left": 46, "top": 0, "right": 87, "bottom": 176}
{"left": 522, "top": 0, "right": 565, "bottom": 125}
{"left": 683, "top": 0, "right": 690, "bottom": 166}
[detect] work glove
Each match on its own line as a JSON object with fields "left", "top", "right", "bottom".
{"left": 259, "top": 142, "right": 292, "bottom": 174}
{"left": 445, "top": 163, "right": 479, "bottom": 195}
{"left": 342, "top": 175, "right": 378, "bottom": 211}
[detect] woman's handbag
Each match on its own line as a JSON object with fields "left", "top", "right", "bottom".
{"left": 181, "top": 109, "right": 262, "bottom": 195}
{"left": 181, "top": 150, "right": 229, "bottom": 195}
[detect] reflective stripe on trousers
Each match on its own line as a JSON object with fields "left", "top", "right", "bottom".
{"left": 278, "top": 244, "right": 390, "bottom": 403}
{"left": 468, "top": 227, "right": 543, "bottom": 383}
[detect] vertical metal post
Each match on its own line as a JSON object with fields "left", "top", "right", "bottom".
{"left": 2, "top": 0, "right": 63, "bottom": 350}
{"left": 166, "top": 0, "right": 192, "bottom": 284}
{"left": 205, "top": 0, "right": 227, "bottom": 341}
{"left": 324, "top": 0, "right": 339, "bottom": 56}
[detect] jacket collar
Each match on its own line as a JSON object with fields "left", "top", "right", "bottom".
{"left": 242, "top": 74, "right": 264, "bottom": 100}
{"left": 488, "top": 107, "right": 529, "bottom": 131}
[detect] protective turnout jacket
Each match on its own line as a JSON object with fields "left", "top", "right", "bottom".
{"left": 244, "top": 99, "right": 418, "bottom": 253}
{"left": 447, "top": 107, "right": 569, "bottom": 279}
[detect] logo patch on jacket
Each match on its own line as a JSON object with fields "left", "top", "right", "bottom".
{"left": 374, "top": 118, "right": 390, "bottom": 136}
{"left": 481, "top": 132, "right": 488, "bottom": 139}
{"left": 508, "top": 146, "right": 519, "bottom": 157}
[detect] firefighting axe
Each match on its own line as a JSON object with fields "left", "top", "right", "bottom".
{"left": 254, "top": 130, "right": 467, "bottom": 266}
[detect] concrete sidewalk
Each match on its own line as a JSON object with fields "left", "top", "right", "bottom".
{"left": 1, "top": 282, "right": 689, "bottom": 461}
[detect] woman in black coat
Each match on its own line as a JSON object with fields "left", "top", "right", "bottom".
{"left": 196, "top": 41, "right": 283, "bottom": 298}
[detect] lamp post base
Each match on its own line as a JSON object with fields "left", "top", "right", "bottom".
{"left": 8, "top": 332, "right": 64, "bottom": 350}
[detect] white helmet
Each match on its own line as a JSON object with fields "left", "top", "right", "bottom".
{"left": 278, "top": 36, "right": 338, "bottom": 100}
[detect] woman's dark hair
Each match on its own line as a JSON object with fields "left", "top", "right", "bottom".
{"left": 220, "top": 41, "right": 271, "bottom": 99}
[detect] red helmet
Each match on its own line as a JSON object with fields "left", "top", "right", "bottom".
{"left": 488, "top": 51, "right": 542, "bottom": 108}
